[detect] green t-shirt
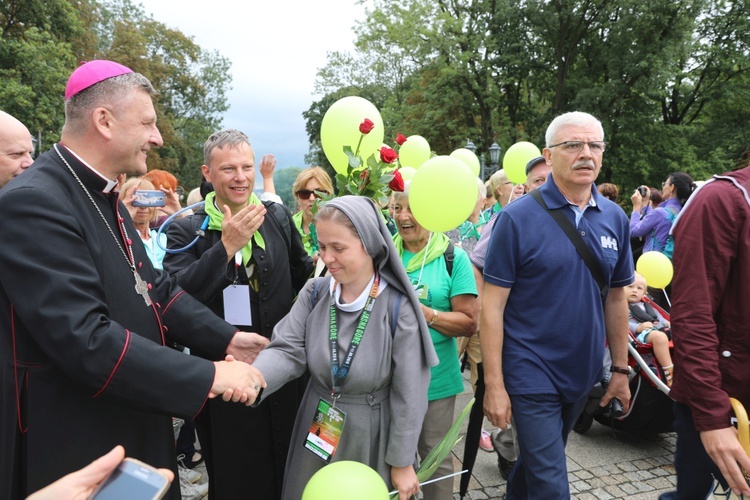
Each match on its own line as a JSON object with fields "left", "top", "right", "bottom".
{"left": 292, "top": 211, "right": 315, "bottom": 257}
{"left": 401, "top": 245, "right": 477, "bottom": 400}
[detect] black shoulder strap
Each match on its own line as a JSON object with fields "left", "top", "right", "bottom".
{"left": 310, "top": 277, "right": 331, "bottom": 308}
{"left": 387, "top": 289, "right": 403, "bottom": 338}
{"left": 444, "top": 241, "right": 455, "bottom": 277}
{"left": 263, "top": 201, "right": 291, "bottom": 255}
{"left": 529, "top": 189, "right": 609, "bottom": 303}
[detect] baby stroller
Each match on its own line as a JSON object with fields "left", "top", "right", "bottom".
{"left": 573, "top": 296, "right": 674, "bottom": 434}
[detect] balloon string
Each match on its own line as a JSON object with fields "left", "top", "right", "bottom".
{"left": 387, "top": 470, "right": 468, "bottom": 496}
{"left": 662, "top": 288, "right": 671, "bottom": 307}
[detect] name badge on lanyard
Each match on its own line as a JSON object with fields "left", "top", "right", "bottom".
{"left": 304, "top": 398, "right": 346, "bottom": 463}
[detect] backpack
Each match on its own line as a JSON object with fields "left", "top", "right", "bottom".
{"left": 650, "top": 207, "right": 678, "bottom": 260}
{"left": 310, "top": 277, "right": 403, "bottom": 337}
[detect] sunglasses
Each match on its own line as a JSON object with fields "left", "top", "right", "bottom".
{"left": 295, "top": 189, "right": 329, "bottom": 199}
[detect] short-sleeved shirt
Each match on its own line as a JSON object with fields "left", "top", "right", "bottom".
{"left": 483, "top": 174, "right": 633, "bottom": 402}
{"left": 401, "top": 244, "right": 477, "bottom": 401}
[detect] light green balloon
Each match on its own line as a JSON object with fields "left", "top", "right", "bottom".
{"left": 399, "top": 135, "right": 431, "bottom": 168}
{"left": 399, "top": 166, "right": 417, "bottom": 182}
{"left": 450, "top": 148, "right": 481, "bottom": 177}
{"left": 302, "top": 461, "right": 389, "bottom": 500}
{"left": 503, "top": 141, "right": 541, "bottom": 184}
{"left": 321, "top": 96, "right": 385, "bottom": 175}
{"left": 410, "top": 156, "right": 476, "bottom": 232}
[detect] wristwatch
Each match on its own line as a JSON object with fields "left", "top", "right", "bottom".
{"left": 610, "top": 365, "right": 631, "bottom": 375}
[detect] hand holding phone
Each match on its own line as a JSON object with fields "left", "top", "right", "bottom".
{"left": 90, "top": 457, "right": 170, "bottom": 499}
{"left": 132, "top": 190, "right": 166, "bottom": 207}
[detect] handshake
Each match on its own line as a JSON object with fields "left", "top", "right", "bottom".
{"left": 210, "top": 330, "right": 270, "bottom": 406}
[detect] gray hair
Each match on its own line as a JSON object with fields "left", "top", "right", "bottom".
{"left": 63, "top": 73, "right": 156, "bottom": 136}
{"left": 203, "top": 129, "right": 252, "bottom": 167}
{"left": 545, "top": 111, "right": 604, "bottom": 147}
{"left": 488, "top": 169, "right": 510, "bottom": 195}
{"left": 392, "top": 182, "right": 411, "bottom": 205}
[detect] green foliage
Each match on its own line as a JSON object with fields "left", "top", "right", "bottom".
{"left": 307, "top": 0, "right": 750, "bottom": 190}
{"left": 274, "top": 167, "right": 304, "bottom": 208}
{"left": 0, "top": 0, "right": 232, "bottom": 190}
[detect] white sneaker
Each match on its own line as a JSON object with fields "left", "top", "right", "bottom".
{"left": 179, "top": 464, "right": 201, "bottom": 484}
{"left": 179, "top": 472, "right": 208, "bottom": 500}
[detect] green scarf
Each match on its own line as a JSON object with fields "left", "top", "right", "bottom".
{"left": 393, "top": 231, "right": 450, "bottom": 273}
{"left": 204, "top": 191, "right": 266, "bottom": 266}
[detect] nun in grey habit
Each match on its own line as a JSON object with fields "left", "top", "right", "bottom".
{"left": 252, "top": 195, "right": 437, "bottom": 499}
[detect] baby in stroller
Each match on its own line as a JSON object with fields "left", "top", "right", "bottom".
{"left": 627, "top": 272, "right": 674, "bottom": 386}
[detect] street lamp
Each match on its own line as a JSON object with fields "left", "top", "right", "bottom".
{"left": 465, "top": 139, "right": 476, "bottom": 154}
{"left": 488, "top": 142, "right": 502, "bottom": 177}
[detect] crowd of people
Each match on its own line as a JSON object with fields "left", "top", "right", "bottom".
{"left": 1, "top": 59, "right": 748, "bottom": 500}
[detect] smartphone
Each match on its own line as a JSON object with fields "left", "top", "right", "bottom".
{"left": 90, "top": 457, "right": 170, "bottom": 500}
{"left": 638, "top": 186, "right": 649, "bottom": 197}
{"left": 132, "top": 190, "right": 166, "bottom": 207}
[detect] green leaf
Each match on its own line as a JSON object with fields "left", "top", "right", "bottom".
{"left": 415, "top": 398, "right": 474, "bottom": 484}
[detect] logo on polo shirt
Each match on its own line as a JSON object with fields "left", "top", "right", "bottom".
{"left": 600, "top": 236, "right": 618, "bottom": 251}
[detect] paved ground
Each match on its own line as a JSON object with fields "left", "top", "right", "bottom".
{"left": 182, "top": 371, "right": 678, "bottom": 499}
{"left": 448, "top": 374, "right": 677, "bottom": 499}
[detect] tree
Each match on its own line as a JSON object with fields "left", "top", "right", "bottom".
{"left": 274, "top": 167, "right": 304, "bottom": 208}
{"left": 308, "top": 0, "right": 749, "bottom": 193}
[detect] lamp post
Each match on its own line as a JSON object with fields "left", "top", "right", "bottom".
{"left": 465, "top": 139, "right": 476, "bottom": 154}
{"left": 488, "top": 142, "right": 502, "bottom": 178}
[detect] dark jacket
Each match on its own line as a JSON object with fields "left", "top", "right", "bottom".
{"left": 0, "top": 145, "right": 236, "bottom": 499}
{"left": 164, "top": 202, "right": 313, "bottom": 499}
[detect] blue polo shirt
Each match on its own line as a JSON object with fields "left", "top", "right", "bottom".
{"left": 483, "top": 174, "right": 633, "bottom": 402}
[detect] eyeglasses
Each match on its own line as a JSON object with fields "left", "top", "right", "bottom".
{"left": 295, "top": 189, "right": 329, "bottom": 199}
{"left": 548, "top": 141, "right": 606, "bottom": 154}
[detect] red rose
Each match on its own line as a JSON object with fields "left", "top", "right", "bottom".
{"left": 395, "top": 133, "right": 407, "bottom": 145}
{"left": 389, "top": 169, "right": 405, "bottom": 192}
{"left": 359, "top": 118, "right": 375, "bottom": 134}
{"left": 379, "top": 146, "right": 398, "bottom": 164}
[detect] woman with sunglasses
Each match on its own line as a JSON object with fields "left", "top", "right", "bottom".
{"left": 292, "top": 167, "right": 333, "bottom": 257}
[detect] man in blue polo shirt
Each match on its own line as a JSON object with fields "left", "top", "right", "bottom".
{"left": 480, "top": 111, "right": 633, "bottom": 499}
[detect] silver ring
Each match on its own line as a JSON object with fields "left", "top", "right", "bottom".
{"left": 253, "top": 385, "right": 260, "bottom": 391}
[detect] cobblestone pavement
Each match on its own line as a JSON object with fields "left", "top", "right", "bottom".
{"left": 184, "top": 372, "right": 678, "bottom": 499}
{"left": 449, "top": 375, "right": 677, "bottom": 499}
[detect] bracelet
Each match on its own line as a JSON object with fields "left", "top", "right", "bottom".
{"left": 610, "top": 365, "right": 631, "bottom": 375}
{"left": 427, "top": 309, "right": 438, "bottom": 326}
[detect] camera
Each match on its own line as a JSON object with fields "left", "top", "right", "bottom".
{"left": 638, "top": 186, "right": 649, "bottom": 197}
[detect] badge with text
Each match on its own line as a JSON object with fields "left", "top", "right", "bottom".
{"left": 413, "top": 282, "right": 429, "bottom": 301}
{"left": 222, "top": 284, "right": 252, "bottom": 326}
{"left": 304, "top": 398, "right": 346, "bottom": 463}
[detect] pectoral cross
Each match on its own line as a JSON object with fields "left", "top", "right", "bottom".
{"left": 133, "top": 270, "right": 152, "bottom": 306}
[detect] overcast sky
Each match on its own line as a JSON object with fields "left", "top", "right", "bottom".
{"left": 141, "top": 0, "right": 368, "bottom": 188}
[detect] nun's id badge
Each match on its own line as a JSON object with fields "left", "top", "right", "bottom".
{"left": 304, "top": 398, "right": 346, "bottom": 463}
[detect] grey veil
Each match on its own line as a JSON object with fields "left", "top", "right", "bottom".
{"left": 323, "top": 196, "right": 438, "bottom": 367}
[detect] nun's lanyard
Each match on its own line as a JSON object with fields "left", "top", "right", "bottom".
{"left": 329, "top": 273, "right": 380, "bottom": 403}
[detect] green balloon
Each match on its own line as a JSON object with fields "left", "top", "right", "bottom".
{"left": 321, "top": 97, "right": 385, "bottom": 175}
{"left": 302, "top": 461, "right": 389, "bottom": 500}
{"left": 399, "top": 135, "right": 431, "bottom": 168}
{"left": 410, "top": 156, "right": 476, "bottom": 232}
{"left": 450, "top": 148, "right": 481, "bottom": 177}
{"left": 399, "top": 166, "right": 417, "bottom": 182}
{"left": 503, "top": 141, "right": 541, "bottom": 184}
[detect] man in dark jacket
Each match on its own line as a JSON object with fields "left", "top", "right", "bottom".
{"left": 660, "top": 165, "right": 750, "bottom": 498}
{"left": 0, "top": 61, "right": 266, "bottom": 499}
{"left": 165, "top": 129, "right": 313, "bottom": 499}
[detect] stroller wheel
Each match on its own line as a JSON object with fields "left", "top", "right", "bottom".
{"left": 573, "top": 411, "right": 595, "bottom": 434}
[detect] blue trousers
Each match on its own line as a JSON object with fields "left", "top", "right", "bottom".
{"left": 506, "top": 393, "right": 588, "bottom": 500}
{"left": 659, "top": 402, "right": 727, "bottom": 499}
